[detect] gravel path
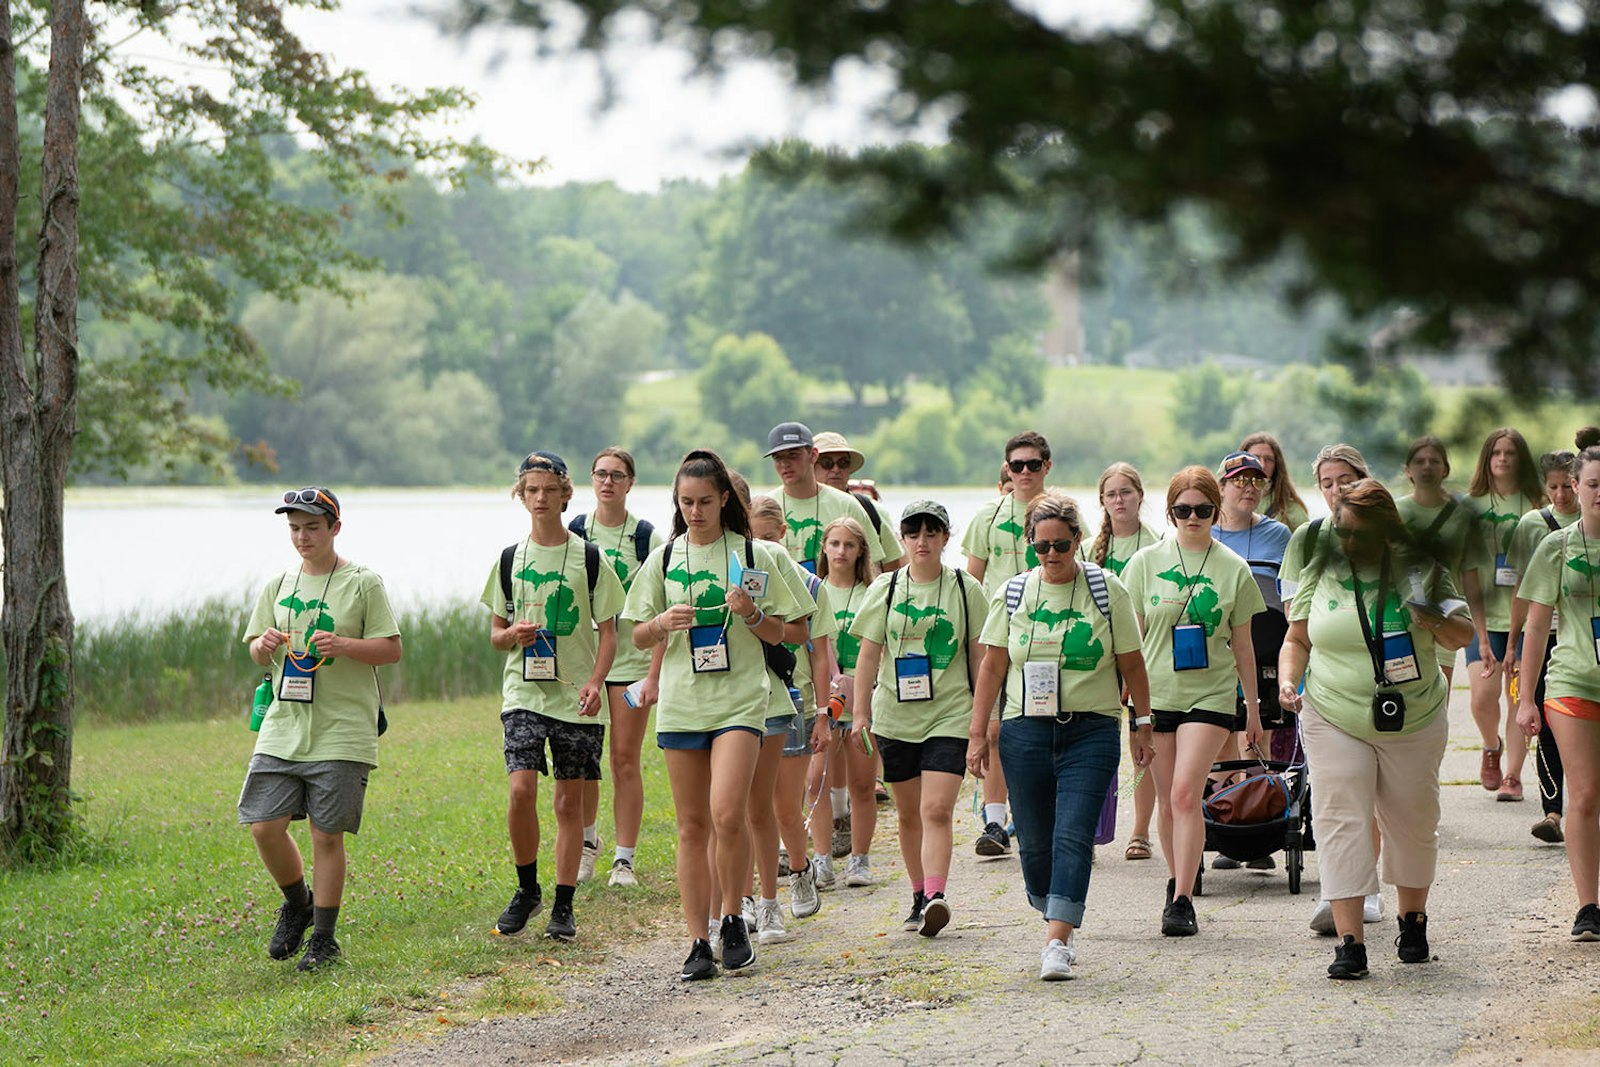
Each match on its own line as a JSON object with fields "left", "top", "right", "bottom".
{"left": 373, "top": 701, "right": 1600, "bottom": 1066}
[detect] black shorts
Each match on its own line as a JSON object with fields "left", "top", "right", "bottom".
{"left": 1152, "top": 708, "right": 1236, "bottom": 734}
{"left": 877, "top": 734, "right": 967, "bottom": 783}
{"left": 502, "top": 709, "right": 604, "bottom": 780}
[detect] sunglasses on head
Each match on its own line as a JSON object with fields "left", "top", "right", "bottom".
{"left": 283, "top": 488, "right": 339, "bottom": 519}
{"left": 1008, "top": 458, "right": 1045, "bottom": 473}
{"left": 817, "top": 456, "right": 852, "bottom": 471}
{"left": 1170, "top": 503, "right": 1216, "bottom": 520}
{"left": 1030, "top": 537, "right": 1078, "bottom": 557}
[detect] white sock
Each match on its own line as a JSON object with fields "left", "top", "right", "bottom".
{"left": 831, "top": 787, "right": 849, "bottom": 811}
{"left": 614, "top": 845, "right": 635, "bottom": 863}
{"left": 584, "top": 823, "right": 598, "bottom": 845}
{"left": 985, "top": 803, "right": 1007, "bottom": 826}
{"left": 760, "top": 896, "right": 777, "bottom": 909}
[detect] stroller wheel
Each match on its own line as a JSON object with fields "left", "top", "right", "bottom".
{"left": 1194, "top": 864, "right": 1204, "bottom": 898}
{"left": 1287, "top": 848, "right": 1303, "bottom": 895}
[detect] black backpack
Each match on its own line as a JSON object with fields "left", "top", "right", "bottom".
{"left": 498, "top": 537, "right": 602, "bottom": 618}
{"left": 569, "top": 513, "right": 656, "bottom": 564}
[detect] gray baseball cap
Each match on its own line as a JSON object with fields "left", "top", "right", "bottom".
{"left": 764, "top": 422, "right": 815, "bottom": 457}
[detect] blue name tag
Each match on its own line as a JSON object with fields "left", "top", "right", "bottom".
{"left": 279, "top": 654, "right": 317, "bottom": 703}
{"left": 1381, "top": 630, "right": 1421, "bottom": 684}
{"left": 523, "top": 628, "right": 557, "bottom": 682}
{"left": 895, "top": 653, "right": 933, "bottom": 702}
{"left": 689, "top": 623, "right": 730, "bottom": 673}
{"left": 1172, "top": 624, "right": 1209, "bottom": 671}
{"left": 1494, "top": 552, "right": 1518, "bottom": 588}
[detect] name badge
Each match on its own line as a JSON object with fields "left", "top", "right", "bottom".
{"left": 1172, "top": 623, "right": 1209, "bottom": 671}
{"left": 522, "top": 629, "right": 557, "bottom": 682}
{"left": 1494, "top": 553, "right": 1518, "bottom": 588}
{"left": 895, "top": 653, "right": 933, "bottom": 702}
{"left": 689, "top": 623, "right": 730, "bottom": 673}
{"left": 279, "top": 655, "right": 317, "bottom": 703}
{"left": 1381, "top": 630, "right": 1422, "bottom": 684}
{"left": 1022, "top": 660, "right": 1060, "bottom": 717}
{"left": 1591, "top": 617, "right": 1600, "bottom": 666}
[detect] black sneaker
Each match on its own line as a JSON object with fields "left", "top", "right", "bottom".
{"left": 1328, "top": 934, "right": 1369, "bottom": 980}
{"left": 544, "top": 900, "right": 577, "bottom": 941}
{"left": 268, "top": 897, "right": 315, "bottom": 961}
{"left": 1396, "top": 911, "right": 1430, "bottom": 963}
{"left": 720, "top": 915, "right": 756, "bottom": 972}
{"left": 919, "top": 894, "right": 951, "bottom": 938}
{"left": 1572, "top": 903, "right": 1600, "bottom": 942}
{"left": 1211, "top": 855, "right": 1241, "bottom": 870}
{"left": 296, "top": 931, "right": 341, "bottom": 972}
{"left": 901, "top": 891, "right": 927, "bottom": 931}
{"left": 495, "top": 885, "right": 543, "bottom": 936}
{"left": 975, "top": 822, "right": 1012, "bottom": 858}
{"left": 681, "top": 938, "right": 718, "bottom": 981}
{"left": 1161, "top": 895, "right": 1198, "bottom": 937}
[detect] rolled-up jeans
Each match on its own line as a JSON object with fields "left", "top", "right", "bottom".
{"left": 997, "top": 712, "right": 1121, "bottom": 927}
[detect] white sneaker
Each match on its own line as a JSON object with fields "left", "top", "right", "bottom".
{"left": 741, "top": 895, "right": 758, "bottom": 933}
{"left": 789, "top": 860, "right": 821, "bottom": 918}
{"left": 843, "top": 854, "right": 875, "bottom": 887}
{"left": 577, "top": 835, "right": 601, "bottom": 884}
{"left": 755, "top": 899, "right": 792, "bottom": 944}
{"left": 813, "top": 853, "right": 836, "bottom": 890}
{"left": 1363, "top": 893, "right": 1384, "bottom": 924}
{"left": 708, "top": 918, "right": 723, "bottom": 962}
{"left": 1040, "top": 937, "right": 1075, "bottom": 981}
{"left": 607, "top": 858, "right": 637, "bottom": 887}
{"left": 1309, "top": 899, "right": 1336, "bottom": 936}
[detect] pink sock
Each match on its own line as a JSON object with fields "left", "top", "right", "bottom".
{"left": 925, "top": 876, "right": 947, "bottom": 897}
{"left": 911, "top": 879, "right": 926, "bottom": 895}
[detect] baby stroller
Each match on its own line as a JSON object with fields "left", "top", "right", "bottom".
{"left": 1200, "top": 756, "right": 1314, "bottom": 894}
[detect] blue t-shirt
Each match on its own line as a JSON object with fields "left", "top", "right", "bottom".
{"left": 1213, "top": 517, "right": 1292, "bottom": 613}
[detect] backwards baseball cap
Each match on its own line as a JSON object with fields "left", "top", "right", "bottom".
{"left": 1219, "top": 451, "right": 1268, "bottom": 480}
{"left": 812, "top": 431, "right": 865, "bottom": 473}
{"left": 518, "top": 450, "right": 569, "bottom": 477}
{"left": 275, "top": 486, "right": 341, "bottom": 520}
{"left": 900, "top": 500, "right": 950, "bottom": 528}
{"left": 764, "top": 422, "right": 815, "bottom": 457}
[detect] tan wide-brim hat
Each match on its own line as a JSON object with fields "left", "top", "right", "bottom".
{"left": 813, "top": 431, "right": 865, "bottom": 473}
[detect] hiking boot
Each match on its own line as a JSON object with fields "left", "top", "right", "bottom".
{"left": 902, "top": 891, "right": 927, "bottom": 932}
{"left": 577, "top": 836, "right": 601, "bottom": 884}
{"left": 1531, "top": 812, "right": 1565, "bottom": 844}
{"left": 1496, "top": 774, "right": 1524, "bottom": 802}
{"left": 789, "top": 860, "right": 821, "bottom": 919}
{"left": 1040, "top": 937, "right": 1075, "bottom": 981}
{"left": 1572, "top": 903, "right": 1600, "bottom": 942}
{"left": 755, "top": 898, "right": 792, "bottom": 945}
{"left": 1480, "top": 740, "right": 1503, "bottom": 791}
{"left": 831, "top": 814, "right": 852, "bottom": 859}
{"left": 720, "top": 915, "right": 756, "bottom": 972}
{"left": 843, "top": 854, "right": 875, "bottom": 887}
{"left": 296, "top": 931, "right": 341, "bottom": 972}
{"left": 268, "top": 896, "right": 314, "bottom": 960}
{"left": 544, "top": 900, "right": 577, "bottom": 941}
{"left": 919, "top": 894, "right": 951, "bottom": 938}
{"left": 975, "top": 821, "right": 1012, "bottom": 858}
{"left": 1162, "top": 895, "right": 1198, "bottom": 937}
{"left": 681, "top": 938, "right": 718, "bottom": 981}
{"left": 494, "top": 885, "right": 543, "bottom": 936}
{"left": 608, "top": 858, "right": 638, "bottom": 887}
{"left": 1327, "top": 935, "right": 1368, "bottom": 980}
{"left": 1395, "top": 911, "right": 1429, "bottom": 963}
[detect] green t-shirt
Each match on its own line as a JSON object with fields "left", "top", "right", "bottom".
{"left": 1465, "top": 491, "right": 1537, "bottom": 632}
{"left": 1396, "top": 495, "right": 1478, "bottom": 583}
{"left": 979, "top": 567, "right": 1142, "bottom": 722}
{"left": 581, "top": 513, "right": 665, "bottom": 683}
{"left": 244, "top": 562, "right": 401, "bottom": 767}
{"left": 1290, "top": 559, "right": 1465, "bottom": 738}
{"left": 1123, "top": 539, "right": 1265, "bottom": 714}
{"left": 850, "top": 566, "right": 988, "bottom": 743}
{"left": 1509, "top": 506, "right": 1579, "bottom": 635}
{"left": 1081, "top": 522, "right": 1164, "bottom": 577}
{"left": 962, "top": 494, "right": 1041, "bottom": 597}
{"left": 480, "top": 533, "right": 627, "bottom": 725}
{"left": 1517, "top": 526, "right": 1600, "bottom": 704}
{"left": 621, "top": 533, "right": 810, "bottom": 733}
{"left": 820, "top": 579, "right": 869, "bottom": 676}
{"left": 771, "top": 483, "right": 889, "bottom": 569}
{"left": 764, "top": 555, "right": 838, "bottom": 718}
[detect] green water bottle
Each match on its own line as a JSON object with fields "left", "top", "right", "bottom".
{"left": 249, "top": 674, "right": 273, "bottom": 731}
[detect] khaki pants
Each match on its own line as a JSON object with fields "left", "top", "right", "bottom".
{"left": 1302, "top": 703, "right": 1448, "bottom": 899}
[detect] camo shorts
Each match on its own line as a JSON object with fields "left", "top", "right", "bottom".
{"left": 502, "top": 709, "right": 604, "bottom": 780}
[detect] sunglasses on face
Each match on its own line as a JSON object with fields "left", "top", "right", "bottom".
{"left": 1008, "top": 458, "right": 1045, "bottom": 473}
{"left": 817, "top": 456, "right": 852, "bottom": 471}
{"left": 1227, "top": 476, "right": 1268, "bottom": 491}
{"left": 1030, "top": 538, "right": 1078, "bottom": 557}
{"left": 1170, "top": 504, "right": 1216, "bottom": 520}
{"left": 283, "top": 488, "right": 339, "bottom": 519}
{"left": 591, "top": 470, "right": 630, "bottom": 483}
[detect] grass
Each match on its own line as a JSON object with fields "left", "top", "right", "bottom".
{"left": 0, "top": 697, "right": 680, "bottom": 1065}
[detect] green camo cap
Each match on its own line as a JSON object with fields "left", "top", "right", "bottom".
{"left": 900, "top": 500, "right": 949, "bottom": 527}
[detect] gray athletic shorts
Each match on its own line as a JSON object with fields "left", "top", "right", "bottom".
{"left": 503, "top": 708, "right": 605, "bottom": 780}
{"left": 237, "top": 753, "right": 370, "bottom": 834}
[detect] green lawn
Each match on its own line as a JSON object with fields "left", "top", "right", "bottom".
{"left": 1, "top": 699, "right": 680, "bottom": 1065}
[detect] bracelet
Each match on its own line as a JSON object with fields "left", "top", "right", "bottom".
{"left": 652, "top": 616, "right": 666, "bottom": 640}
{"left": 1130, "top": 716, "right": 1152, "bottom": 728}
{"left": 743, "top": 607, "right": 765, "bottom": 628}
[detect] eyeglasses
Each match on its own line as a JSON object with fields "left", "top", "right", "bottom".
{"left": 1170, "top": 504, "right": 1216, "bottom": 520}
{"left": 1227, "top": 476, "right": 1268, "bottom": 491}
{"left": 1007, "top": 458, "right": 1045, "bottom": 473}
{"left": 1030, "top": 538, "right": 1078, "bottom": 556}
{"left": 817, "top": 456, "right": 852, "bottom": 471}
{"left": 591, "top": 469, "right": 631, "bottom": 483}
{"left": 1102, "top": 488, "right": 1138, "bottom": 501}
{"left": 283, "top": 488, "right": 339, "bottom": 519}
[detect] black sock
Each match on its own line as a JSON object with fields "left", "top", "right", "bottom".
{"left": 554, "top": 883, "right": 576, "bottom": 909}
{"left": 313, "top": 905, "right": 339, "bottom": 938}
{"left": 517, "top": 860, "right": 539, "bottom": 892}
{"left": 280, "top": 878, "right": 311, "bottom": 909}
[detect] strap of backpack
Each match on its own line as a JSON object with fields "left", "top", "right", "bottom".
{"left": 1082, "top": 561, "right": 1112, "bottom": 621}
{"left": 1003, "top": 570, "right": 1031, "bottom": 617}
{"left": 1423, "top": 497, "right": 1458, "bottom": 539}
{"left": 1541, "top": 507, "right": 1560, "bottom": 532}
{"left": 885, "top": 569, "right": 899, "bottom": 625}
{"left": 634, "top": 519, "right": 655, "bottom": 563}
{"left": 1299, "top": 517, "right": 1325, "bottom": 572}
{"left": 583, "top": 539, "right": 600, "bottom": 612}
{"left": 803, "top": 570, "right": 823, "bottom": 602}
{"left": 853, "top": 492, "right": 883, "bottom": 534}
{"left": 954, "top": 567, "right": 975, "bottom": 695}
{"left": 498, "top": 544, "right": 518, "bottom": 616}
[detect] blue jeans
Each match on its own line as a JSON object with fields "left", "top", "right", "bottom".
{"left": 997, "top": 713, "right": 1120, "bottom": 927}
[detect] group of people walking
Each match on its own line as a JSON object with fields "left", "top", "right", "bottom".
{"left": 238, "top": 421, "right": 1600, "bottom": 984}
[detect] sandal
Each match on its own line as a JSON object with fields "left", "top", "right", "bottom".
{"left": 1124, "top": 835, "right": 1152, "bottom": 861}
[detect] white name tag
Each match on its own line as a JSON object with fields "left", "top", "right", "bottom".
{"left": 895, "top": 654, "right": 933, "bottom": 702}
{"left": 1022, "top": 660, "right": 1060, "bottom": 717}
{"left": 1494, "top": 553, "right": 1518, "bottom": 588}
{"left": 522, "top": 630, "right": 557, "bottom": 682}
{"left": 1381, "top": 630, "right": 1422, "bottom": 684}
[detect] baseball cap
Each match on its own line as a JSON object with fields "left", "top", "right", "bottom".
{"left": 1219, "top": 451, "right": 1268, "bottom": 480}
{"left": 764, "top": 422, "right": 815, "bottom": 457}
{"left": 518, "top": 450, "right": 569, "bottom": 477}
{"left": 900, "top": 500, "right": 950, "bottom": 528}
{"left": 813, "top": 431, "right": 865, "bottom": 473}
{"left": 275, "top": 486, "right": 341, "bottom": 520}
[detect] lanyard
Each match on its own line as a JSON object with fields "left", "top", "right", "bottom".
{"left": 1576, "top": 524, "right": 1598, "bottom": 604}
{"left": 1025, "top": 569, "right": 1079, "bottom": 658}
{"left": 1173, "top": 541, "right": 1213, "bottom": 624}
{"left": 689, "top": 531, "right": 730, "bottom": 618}
{"left": 281, "top": 562, "right": 339, "bottom": 669}
{"left": 1349, "top": 552, "right": 1392, "bottom": 687}
{"left": 896, "top": 568, "right": 945, "bottom": 656}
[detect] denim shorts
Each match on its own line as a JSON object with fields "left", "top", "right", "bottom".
{"left": 1463, "top": 629, "right": 1517, "bottom": 666}
{"left": 657, "top": 725, "right": 762, "bottom": 750}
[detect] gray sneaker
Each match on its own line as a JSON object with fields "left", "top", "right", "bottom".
{"left": 789, "top": 860, "right": 821, "bottom": 918}
{"left": 755, "top": 898, "right": 792, "bottom": 944}
{"left": 843, "top": 854, "right": 874, "bottom": 887}
{"left": 813, "top": 853, "right": 836, "bottom": 890}
{"left": 1040, "top": 937, "right": 1075, "bottom": 981}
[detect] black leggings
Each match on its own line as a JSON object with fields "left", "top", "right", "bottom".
{"left": 1531, "top": 655, "right": 1563, "bottom": 816}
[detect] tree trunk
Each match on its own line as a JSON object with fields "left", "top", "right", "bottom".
{"left": 0, "top": 0, "right": 86, "bottom": 858}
